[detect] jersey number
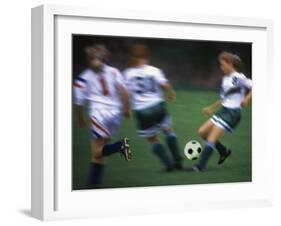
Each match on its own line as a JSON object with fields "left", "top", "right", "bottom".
{"left": 133, "top": 76, "right": 157, "bottom": 95}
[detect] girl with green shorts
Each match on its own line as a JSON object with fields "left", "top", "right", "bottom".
{"left": 193, "top": 51, "right": 252, "bottom": 172}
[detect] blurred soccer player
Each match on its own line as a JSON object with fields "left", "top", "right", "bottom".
{"left": 74, "top": 44, "right": 132, "bottom": 188}
{"left": 123, "top": 44, "right": 183, "bottom": 172}
{"left": 193, "top": 51, "right": 252, "bottom": 172}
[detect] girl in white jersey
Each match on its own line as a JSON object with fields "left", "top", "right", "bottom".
{"left": 74, "top": 44, "right": 132, "bottom": 188}
{"left": 124, "top": 44, "right": 183, "bottom": 172}
{"left": 193, "top": 51, "right": 252, "bottom": 172}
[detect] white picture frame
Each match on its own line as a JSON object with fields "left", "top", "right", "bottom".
{"left": 31, "top": 4, "right": 274, "bottom": 221}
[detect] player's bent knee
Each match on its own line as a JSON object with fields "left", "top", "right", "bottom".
{"left": 92, "top": 153, "right": 104, "bottom": 164}
{"left": 92, "top": 147, "right": 103, "bottom": 159}
{"left": 198, "top": 127, "right": 207, "bottom": 139}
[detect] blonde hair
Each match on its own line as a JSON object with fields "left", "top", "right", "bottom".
{"left": 218, "top": 51, "right": 242, "bottom": 72}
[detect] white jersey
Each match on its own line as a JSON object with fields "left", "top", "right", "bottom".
{"left": 220, "top": 71, "right": 252, "bottom": 109}
{"left": 74, "top": 64, "right": 125, "bottom": 112}
{"left": 123, "top": 65, "right": 168, "bottom": 110}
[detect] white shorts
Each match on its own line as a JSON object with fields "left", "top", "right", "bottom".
{"left": 89, "top": 109, "right": 122, "bottom": 139}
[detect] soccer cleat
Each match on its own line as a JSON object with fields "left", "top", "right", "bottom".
{"left": 192, "top": 165, "right": 203, "bottom": 172}
{"left": 120, "top": 137, "right": 132, "bottom": 161}
{"left": 218, "top": 149, "right": 232, "bottom": 165}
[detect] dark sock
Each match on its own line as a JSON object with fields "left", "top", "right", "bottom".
{"left": 215, "top": 141, "right": 228, "bottom": 156}
{"left": 197, "top": 141, "right": 215, "bottom": 170}
{"left": 165, "top": 133, "right": 182, "bottom": 162}
{"left": 102, "top": 141, "right": 123, "bottom": 156}
{"left": 87, "top": 162, "right": 105, "bottom": 188}
{"left": 151, "top": 142, "right": 173, "bottom": 168}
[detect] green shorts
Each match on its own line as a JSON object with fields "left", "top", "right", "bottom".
{"left": 211, "top": 107, "right": 241, "bottom": 132}
{"left": 133, "top": 102, "right": 170, "bottom": 138}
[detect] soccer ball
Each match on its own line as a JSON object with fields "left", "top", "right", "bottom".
{"left": 184, "top": 140, "right": 202, "bottom": 160}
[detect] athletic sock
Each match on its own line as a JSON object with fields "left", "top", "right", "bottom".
{"left": 151, "top": 142, "right": 173, "bottom": 168}
{"left": 102, "top": 141, "right": 123, "bottom": 156}
{"left": 215, "top": 141, "right": 228, "bottom": 156}
{"left": 197, "top": 141, "right": 215, "bottom": 170}
{"left": 165, "top": 132, "right": 182, "bottom": 163}
{"left": 87, "top": 162, "right": 105, "bottom": 188}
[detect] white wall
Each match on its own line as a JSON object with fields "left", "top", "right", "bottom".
{"left": 0, "top": 0, "right": 280, "bottom": 225}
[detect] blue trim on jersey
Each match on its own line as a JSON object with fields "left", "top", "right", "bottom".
{"left": 77, "top": 77, "right": 87, "bottom": 83}
{"left": 91, "top": 129, "right": 102, "bottom": 138}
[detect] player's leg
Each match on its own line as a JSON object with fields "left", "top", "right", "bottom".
{"left": 216, "top": 142, "right": 231, "bottom": 165}
{"left": 91, "top": 111, "right": 132, "bottom": 161}
{"left": 158, "top": 112, "right": 182, "bottom": 169}
{"left": 147, "top": 134, "right": 174, "bottom": 172}
{"left": 135, "top": 103, "right": 173, "bottom": 170}
{"left": 87, "top": 138, "right": 132, "bottom": 188}
{"left": 198, "top": 119, "right": 229, "bottom": 162}
{"left": 210, "top": 108, "right": 241, "bottom": 164}
{"left": 215, "top": 140, "right": 231, "bottom": 164}
{"left": 198, "top": 119, "right": 214, "bottom": 139}
{"left": 102, "top": 137, "right": 132, "bottom": 161}
{"left": 87, "top": 138, "right": 107, "bottom": 188}
{"left": 193, "top": 125, "right": 225, "bottom": 171}
{"left": 162, "top": 126, "right": 183, "bottom": 169}
{"left": 87, "top": 111, "right": 132, "bottom": 188}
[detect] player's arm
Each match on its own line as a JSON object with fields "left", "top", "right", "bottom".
{"left": 118, "top": 85, "right": 131, "bottom": 118}
{"left": 116, "top": 70, "right": 131, "bottom": 118}
{"left": 161, "top": 83, "right": 176, "bottom": 102}
{"left": 202, "top": 100, "right": 222, "bottom": 116}
{"left": 240, "top": 76, "right": 252, "bottom": 108}
{"left": 74, "top": 77, "right": 87, "bottom": 128}
{"left": 241, "top": 90, "right": 252, "bottom": 108}
{"left": 155, "top": 69, "right": 176, "bottom": 102}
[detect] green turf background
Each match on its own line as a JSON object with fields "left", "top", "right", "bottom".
{"left": 72, "top": 89, "right": 252, "bottom": 190}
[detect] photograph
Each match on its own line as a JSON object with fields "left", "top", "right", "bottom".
{"left": 72, "top": 34, "right": 252, "bottom": 190}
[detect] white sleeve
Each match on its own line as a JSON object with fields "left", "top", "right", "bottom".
{"left": 238, "top": 75, "right": 252, "bottom": 89}
{"left": 73, "top": 76, "right": 88, "bottom": 106}
{"left": 154, "top": 69, "right": 168, "bottom": 85}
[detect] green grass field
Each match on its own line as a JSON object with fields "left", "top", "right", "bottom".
{"left": 72, "top": 89, "right": 252, "bottom": 190}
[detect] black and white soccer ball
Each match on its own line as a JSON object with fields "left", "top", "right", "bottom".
{"left": 184, "top": 140, "right": 202, "bottom": 160}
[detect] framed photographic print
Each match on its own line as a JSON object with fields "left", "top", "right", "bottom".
{"left": 31, "top": 4, "right": 274, "bottom": 221}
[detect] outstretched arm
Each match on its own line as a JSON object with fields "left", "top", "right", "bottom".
{"left": 202, "top": 100, "right": 221, "bottom": 116}
{"left": 74, "top": 77, "right": 88, "bottom": 128}
{"left": 241, "top": 90, "right": 252, "bottom": 108}
{"left": 239, "top": 75, "right": 252, "bottom": 108}
{"left": 161, "top": 83, "right": 176, "bottom": 102}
